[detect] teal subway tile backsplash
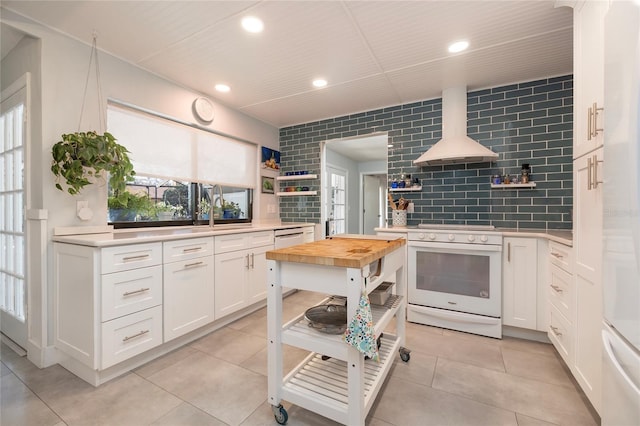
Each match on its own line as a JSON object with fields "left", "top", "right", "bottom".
{"left": 279, "top": 75, "right": 573, "bottom": 230}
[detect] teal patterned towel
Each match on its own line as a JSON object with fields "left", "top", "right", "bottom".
{"left": 342, "top": 290, "right": 379, "bottom": 362}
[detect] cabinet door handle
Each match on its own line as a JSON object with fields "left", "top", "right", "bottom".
{"left": 245, "top": 254, "right": 250, "bottom": 269}
{"left": 593, "top": 154, "right": 603, "bottom": 189}
{"left": 184, "top": 261, "right": 204, "bottom": 268}
{"left": 122, "top": 329, "right": 149, "bottom": 342}
{"left": 507, "top": 242, "right": 511, "bottom": 262}
{"left": 550, "top": 326, "right": 563, "bottom": 337}
{"left": 587, "top": 106, "right": 593, "bottom": 141}
{"left": 122, "top": 254, "right": 150, "bottom": 262}
{"left": 123, "top": 287, "right": 150, "bottom": 297}
{"left": 587, "top": 156, "right": 593, "bottom": 191}
{"left": 592, "top": 102, "right": 604, "bottom": 137}
{"left": 550, "top": 284, "right": 563, "bottom": 294}
{"left": 550, "top": 252, "right": 563, "bottom": 259}
{"left": 250, "top": 253, "right": 255, "bottom": 268}
{"left": 182, "top": 247, "right": 202, "bottom": 253}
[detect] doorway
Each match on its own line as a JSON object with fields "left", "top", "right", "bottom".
{"left": 362, "top": 174, "right": 386, "bottom": 234}
{"left": 1, "top": 76, "right": 28, "bottom": 350}
{"left": 321, "top": 133, "right": 388, "bottom": 238}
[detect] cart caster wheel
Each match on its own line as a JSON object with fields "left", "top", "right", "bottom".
{"left": 272, "top": 404, "right": 288, "bottom": 425}
{"left": 399, "top": 347, "right": 411, "bottom": 362}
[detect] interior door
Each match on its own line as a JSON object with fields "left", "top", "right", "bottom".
{"left": 363, "top": 174, "right": 383, "bottom": 235}
{"left": 326, "top": 166, "right": 346, "bottom": 235}
{"left": 1, "top": 80, "right": 28, "bottom": 350}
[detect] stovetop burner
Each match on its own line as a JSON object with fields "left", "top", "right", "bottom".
{"left": 416, "top": 223, "right": 496, "bottom": 231}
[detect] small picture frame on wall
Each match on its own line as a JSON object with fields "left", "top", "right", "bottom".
{"left": 261, "top": 176, "right": 275, "bottom": 194}
{"left": 261, "top": 146, "right": 280, "bottom": 170}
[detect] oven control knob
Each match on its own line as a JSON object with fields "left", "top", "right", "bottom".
{"left": 468, "top": 235, "right": 476, "bottom": 242}
{"left": 418, "top": 233, "right": 426, "bottom": 240}
{"left": 480, "top": 235, "right": 488, "bottom": 242}
{"left": 448, "top": 234, "right": 455, "bottom": 241}
{"left": 428, "top": 233, "right": 436, "bottom": 240}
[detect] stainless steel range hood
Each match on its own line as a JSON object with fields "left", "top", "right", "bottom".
{"left": 414, "top": 86, "right": 498, "bottom": 166}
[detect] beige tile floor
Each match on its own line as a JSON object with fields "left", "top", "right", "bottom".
{"left": 1, "top": 291, "right": 599, "bottom": 426}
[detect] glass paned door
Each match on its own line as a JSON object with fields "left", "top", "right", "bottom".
{"left": 1, "top": 82, "right": 27, "bottom": 349}
{"left": 326, "top": 167, "right": 346, "bottom": 235}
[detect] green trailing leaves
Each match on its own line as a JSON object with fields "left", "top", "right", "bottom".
{"left": 50, "top": 131, "right": 136, "bottom": 203}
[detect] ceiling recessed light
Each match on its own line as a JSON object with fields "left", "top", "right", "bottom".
{"left": 448, "top": 40, "right": 469, "bottom": 53}
{"left": 241, "top": 16, "right": 263, "bottom": 33}
{"left": 215, "top": 84, "right": 230, "bottom": 93}
{"left": 312, "top": 79, "right": 327, "bottom": 88}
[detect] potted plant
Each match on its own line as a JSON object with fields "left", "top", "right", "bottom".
{"left": 154, "top": 201, "right": 176, "bottom": 221}
{"left": 198, "top": 198, "right": 211, "bottom": 219}
{"left": 222, "top": 201, "right": 243, "bottom": 219}
{"left": 51, "top": 131, "right": 135, "bottom": 204}
{"left": 107, "top": 191, "right": 153, "bottom": 222}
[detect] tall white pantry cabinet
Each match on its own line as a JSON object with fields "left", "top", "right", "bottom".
{"left": 569, "top": 0, "right": 609, "bottom": 414}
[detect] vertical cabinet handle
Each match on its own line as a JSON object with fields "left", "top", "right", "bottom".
{"left": 250, "top": 253, "right": 255, "bottom": 268}
{"left": 587, "top": 156, "right": 593, "bottom": 191}
{"left": 587, "top": 106, "right": 593, "bottom": 141}
{"left": 245, "top": 254, "right": 250, "bottom": 269}
{"left": 593, "top": 154, "right": 603, "bottom": 189}
{"left": 592, "top": 102, "right": 604, "bottom": 137}
{"left": 507, "top": 242, "right": 511, "bottom": 262}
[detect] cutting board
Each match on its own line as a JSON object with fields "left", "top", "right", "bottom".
{"left": 266, "top": 235, "right": 405, "bottom": 268}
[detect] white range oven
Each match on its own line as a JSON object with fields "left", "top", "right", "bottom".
{"left": 407, "top": 224, "right": 503, "bottom": 338}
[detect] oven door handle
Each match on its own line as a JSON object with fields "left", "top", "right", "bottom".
{"left": 409, "top": 241, "right": 502, "bottom": 252}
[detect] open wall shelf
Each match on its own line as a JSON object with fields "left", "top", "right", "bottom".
{"left": 490, "top": 182, "right": 536, "bottom": 189}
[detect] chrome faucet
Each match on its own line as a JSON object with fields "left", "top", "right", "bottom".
{"left": 209, "top": 184, "right": 225, "bottom": 227}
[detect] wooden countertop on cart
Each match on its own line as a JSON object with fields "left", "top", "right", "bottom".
{"left": 266, "top": 234, "right": 406, "bottom": 268}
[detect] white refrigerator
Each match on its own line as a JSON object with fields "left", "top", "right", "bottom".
{"left": 602, "top": 2, "right": 640, "bottom": 425}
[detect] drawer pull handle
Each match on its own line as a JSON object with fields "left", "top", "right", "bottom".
{"left": 550, "top": 252, "right": 563, "bottom": 259}
{"left": 123, "top": 287, "right": 150, "bottom": 297}
{"left": 550, "top": 284, "right": 563, "bottom": 294}
{"left": 550, "top": 326, "right": 563, "bottom": 337}
{"left": 184, "top": 261, "right": 204, "bottom": 268}
{"left": 122, "top": 254, "right": 150, "bottom": 262}
{"left": 182, "top": 247, "right": 202, "bottom": 253}
{"left": 447, "top": 301, "right": 457, "bottom": 305}
{"left": 122, "top": 329, "right": 149, "bottom": 342}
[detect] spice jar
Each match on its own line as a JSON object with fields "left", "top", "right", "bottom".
{"left": 492, "top": 174, "right": 502, "bottom": 184}
{"left": 521, "top": 164, "right": 530, "bottom": 183}
{"left": 503, "top": 174, "right": 511, "bottom": 184}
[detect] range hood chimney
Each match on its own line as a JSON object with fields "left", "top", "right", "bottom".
{"left": 413, "top": 86, "right": 498, "bottom": 166}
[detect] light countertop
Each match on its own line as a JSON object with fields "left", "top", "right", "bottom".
{"left": 375, "top": 226, "right": 572, "bottom": 247}
{"left": 53, "top": 222, "right": 314, "bottom": 248}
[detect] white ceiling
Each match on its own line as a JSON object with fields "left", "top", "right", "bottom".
{"left": 1, "top": 1, "right": 573, "bottom": 129}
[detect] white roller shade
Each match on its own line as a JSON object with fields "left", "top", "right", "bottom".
{"left": 107, "top": 104, "right": 256, "bottom": 188}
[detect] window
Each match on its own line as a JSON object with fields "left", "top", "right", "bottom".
{"left": 106, "top": 103, "right": 256, "bottom": 228}
{"left": 108, "top": 177, "right": 252, "bottom": 228}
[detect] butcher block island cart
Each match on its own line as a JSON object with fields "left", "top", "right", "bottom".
{"left": 266, "top": 235, "right": 409, "bottom": 425}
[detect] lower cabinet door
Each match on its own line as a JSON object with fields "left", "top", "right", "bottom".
{"left": 246, "top": 245, "right": 271, "bottom": 306}
{"left": 163, "top": 256, "right": 215, "bottom": 341}
{"left": 214, "top": 250, "right": 248, "bottom": 319}
{"left": 101, "top": 305, "right": 163, "bottom": 369}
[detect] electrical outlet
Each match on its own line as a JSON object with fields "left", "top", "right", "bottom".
{"left": 76, "top": 200, "right": 93, "bottom": 221}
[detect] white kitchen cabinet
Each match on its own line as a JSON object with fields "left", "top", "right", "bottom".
{"left": 163, "top": 237, "right": 215, "bottom": 341}
{"left": 573, "top": 147, "right": 604, "bottom": 413}
{"left": 502, "top": 237, "right": 538, "bottom": 330}
{"left": 54, "top": 242, "right": 164, "bottom": 371}
{"left": 573, "top": 0, "right": 609, "bottom": 159}
{"left": 214, "top": 231, "right": 274, "bottom": 319}
{"left": 547, "top": 241, "right": 574, "bottom": 367}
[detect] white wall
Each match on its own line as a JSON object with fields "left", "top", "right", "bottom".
{"left": 1, "top": 8, "right": 280, "bottom": 364}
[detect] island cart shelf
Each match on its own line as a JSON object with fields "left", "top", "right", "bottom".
{"left": 266, "top": 235, "right": 408, "bottom": 425}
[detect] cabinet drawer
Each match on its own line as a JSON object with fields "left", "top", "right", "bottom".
{"left": 102, "top": 243, "right": 162, "bottom": 274}
{"left": 548, "top": 304, "right": 573, "bottom": 366}
{"left": 163, "top": 237, "right": 214, "bottom": 263}
{"left": 215, "top": 231, "right": 274, "bottom": 253}
{"left": 101, "top": 266, "right": 163, "bottom": 322}
{"left": 549, "top": 241, "right": 573, "bottom": 274}
{"left": 101, "top": 305, "right": 162, "bottom": 369}
{"left": 548, "top": 264, "right": 573, "bottom": 320}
